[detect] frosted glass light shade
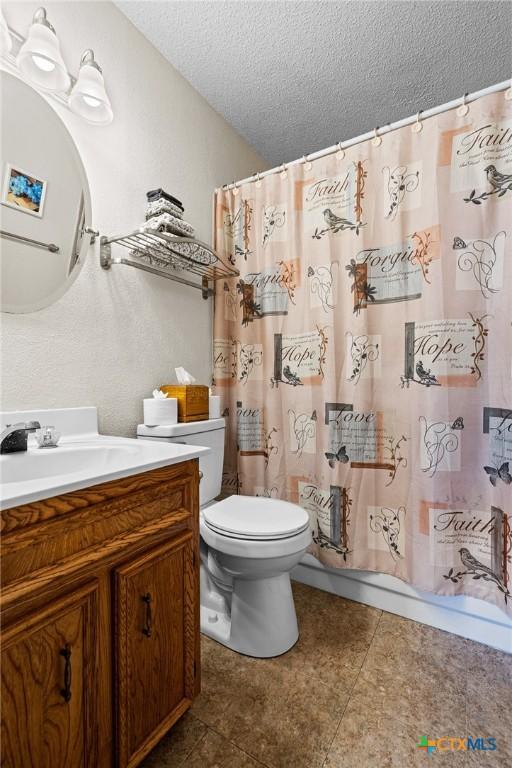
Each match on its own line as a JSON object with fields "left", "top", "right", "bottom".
{"left": 69, "top": 54, "right": 113, "bottom": 125}
{"left": 0, "top": 8, "right": 12, "bottom": 55}
{"left": 16, "top": 17, "right": 70, "bottom": 92}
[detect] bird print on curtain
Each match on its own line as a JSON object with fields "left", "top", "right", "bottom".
{"left": 213, "top": 91, "right": 512, "bottom": 616}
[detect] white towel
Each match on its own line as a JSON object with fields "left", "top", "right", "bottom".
{"left": 146, "top": 198, "right": 183, "bottom": 220}
{"left": 142, "top": 212, "right": 195, "bottom": 238}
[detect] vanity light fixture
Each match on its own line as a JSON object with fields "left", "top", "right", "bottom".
{"left": 16, "top": 7, "right": 70, "bottom": 93}
{"left": 1, "top": 7, "right": 113, "bottom": 125}
{"left": 69, "top": 50, "right": 113, "bottom": 125}
{"left": 0, "top": 7, "right": 12, "bottom": 55}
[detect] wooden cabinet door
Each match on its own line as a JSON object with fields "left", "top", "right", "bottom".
{"left": 114, "top": 532, "right": 196, "bottom": 768}
{"left": 1, "top": 582, "right": 98, "bottom": 768}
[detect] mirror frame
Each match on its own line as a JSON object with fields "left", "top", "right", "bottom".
{"left": 1, "top": 71, "right": 93, "bottom": 314}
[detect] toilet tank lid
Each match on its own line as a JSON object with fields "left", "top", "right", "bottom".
{"left": 137, "top": 417, "right": 225, "bottom": 438}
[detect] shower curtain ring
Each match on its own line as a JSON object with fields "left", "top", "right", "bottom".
{"left": 279, "top": 163, "right": 288, "bottom": 179}
{"left": 255, "top": 171, "right": 262, "bottom": 188}
{"left": 412, "top": 110, "right": 423, "bottom": 133}
{"left": 302, "top": 155, "right": 313, "bottom": 171}
{"left": 232, "top": 180, "right": 239, "bottom": 196}
{"left": 372, "top": 127, "right": 382, "bottom": 147}
{"left": 457, "top": 92, "right": 469, "bottom": 117}
{"left": 336, "top": 142, "right": 345, "bottom": 160}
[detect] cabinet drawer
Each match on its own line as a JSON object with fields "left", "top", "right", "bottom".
{"left": 114, "top": 533, "right": 196, "bottom": 768}
{"left": 1, "top": 582, "right": 98, "bottom": 768}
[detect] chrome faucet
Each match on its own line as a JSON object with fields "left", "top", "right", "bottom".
{"left": 0, "top": 421, "right": 41, "bottom": 454}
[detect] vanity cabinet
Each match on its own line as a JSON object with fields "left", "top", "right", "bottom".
{"left": 1, "top": 459, "right": 201, "bottom": 768}
{"left": 1, "top": 583, "right": 98, "bottom": 768}
{"left": 115, "top": 534, "right": 196, "bottom": 767}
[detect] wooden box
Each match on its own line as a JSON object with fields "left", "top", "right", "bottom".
{"left": 160, "top": 384, "right": 209, "bottom": 422}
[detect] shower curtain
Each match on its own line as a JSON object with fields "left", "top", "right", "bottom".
{"left": 213, "top": 90, "right": 512, "bottom": 616}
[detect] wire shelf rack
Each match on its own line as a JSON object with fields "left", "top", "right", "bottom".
{"left": 100, "top": 228, "right": 238, "bottom": 298}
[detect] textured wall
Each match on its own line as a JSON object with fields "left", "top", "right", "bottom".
{"left": 0, "top": 1, "right": 263, "bottom": 437}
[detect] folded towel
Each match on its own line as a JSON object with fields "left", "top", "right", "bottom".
{"left": 142, "top": 213, "right": 195, "bottom": 238}
{"left": 146, "top": 198, "right": 183, "bottom": 220}
{"left": 146, "top": 188, "right": 184, "bottom": 210}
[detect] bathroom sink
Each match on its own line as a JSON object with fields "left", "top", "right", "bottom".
{"left": 0, "top": 407, "right": 209, "bottom": 510}
{"left": 1, "top": 443, "right": 142, "bottom": 484}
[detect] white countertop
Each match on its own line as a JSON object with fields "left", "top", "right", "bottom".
{"left": 0, "top": 407, "right": 209, "bottom": 510}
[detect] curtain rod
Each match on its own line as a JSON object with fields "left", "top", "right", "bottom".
{"left": 220, "top": 80, "right": 511, "bottom": 191}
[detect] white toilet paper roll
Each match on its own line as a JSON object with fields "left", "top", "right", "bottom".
{"left": 143, "top": 397, "right": 178, "bottom": 426}
{"left": 209, "top": 395, "right": 221, "bottom": 419}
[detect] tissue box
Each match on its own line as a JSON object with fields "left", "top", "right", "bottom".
{"left": 160, "top": 385, "right": 209, "bottom": 422}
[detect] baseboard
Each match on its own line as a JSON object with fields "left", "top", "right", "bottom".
{"left": 292, "top": 555, "right": 512, "bottom": 653}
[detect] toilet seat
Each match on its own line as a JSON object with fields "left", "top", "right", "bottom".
{"left": 203, "top": 495, "right": 310, "bottom": 541}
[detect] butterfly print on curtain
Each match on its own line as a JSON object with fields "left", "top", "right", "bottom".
{"left": 484, "top": 462, "right": 512, "bottom": 487}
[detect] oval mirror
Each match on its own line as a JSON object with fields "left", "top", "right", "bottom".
{"left": 0, "top": 71, "right": 92, "bottom": 313}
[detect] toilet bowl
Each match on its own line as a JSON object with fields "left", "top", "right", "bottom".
{"left": 200, "top": 494, "right": 311, "bottom": 657}
{"left": 137, "top": 418, "right": 311, "bottom": 657}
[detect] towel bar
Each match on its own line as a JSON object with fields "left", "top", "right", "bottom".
{"left": 0, "top": 230, "right": 60, "bottom": 253}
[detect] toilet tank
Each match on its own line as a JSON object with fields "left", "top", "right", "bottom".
{"left": 137, "top": 418, "right": 225, "bottom": 507}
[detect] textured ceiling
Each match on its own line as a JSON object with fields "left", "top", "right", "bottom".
{"left": 116, "top": 0, "right": 512, "bottom": 167}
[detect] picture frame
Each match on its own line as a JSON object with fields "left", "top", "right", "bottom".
{"left": 1, "top": 164, "right": 47, "bottom": 218}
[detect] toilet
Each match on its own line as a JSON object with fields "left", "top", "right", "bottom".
{"left": 137, "top": 418, "right": 311, "bottom": 657}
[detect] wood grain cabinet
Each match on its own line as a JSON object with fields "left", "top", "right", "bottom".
{"left": 115, "top": 534, "right": 196, "bottom": 768}
{"left": 1, "top": 459, "right": 201, "bottom": 768}
{"left": 1, "top": 583, "right": 98, "bottom": 768}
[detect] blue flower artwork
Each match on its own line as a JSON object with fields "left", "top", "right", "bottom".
{"left": 2, "top": 165, "right": 47, "bottom": 217}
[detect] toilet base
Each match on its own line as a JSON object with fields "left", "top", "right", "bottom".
{"left": 200, "top": 572, "right": 299, "bottom": 658}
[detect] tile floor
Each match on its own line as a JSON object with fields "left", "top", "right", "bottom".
{"left": 142, "top": 582, "right": 511, "bottom": 767}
